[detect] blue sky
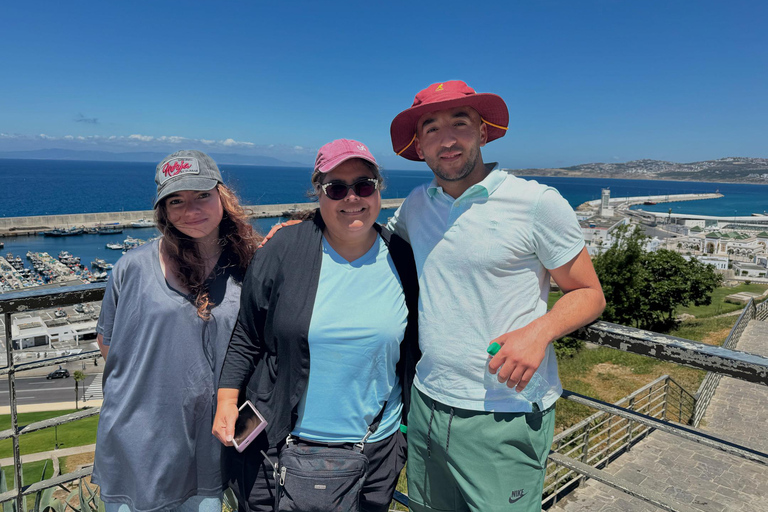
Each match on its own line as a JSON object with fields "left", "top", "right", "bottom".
{"left": 0, "top": 1, "right": 765, "bottom": 170}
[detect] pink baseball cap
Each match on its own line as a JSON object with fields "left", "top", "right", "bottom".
{"left": 314, "top": 139, "right": 378, "bottom": 174}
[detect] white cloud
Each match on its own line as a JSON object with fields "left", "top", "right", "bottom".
{"left": 221, "top": 138, "right": 255, "bottom": 148}
{"left": 129, "top": 134, "right": 154, "bottom": 142}
{"left": 156, "top": 135, "right": 187, "bottom": 144}
{"left": 0, "top": 132, "right": 315, "bottom": 165}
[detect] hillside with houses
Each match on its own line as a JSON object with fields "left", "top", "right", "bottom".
{"left": 510, "top": 157, "right": 768, "bottom": 183}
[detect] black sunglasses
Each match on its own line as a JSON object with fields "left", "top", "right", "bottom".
{"left": 320, "top": 178, "right": 379, "bottom": 201}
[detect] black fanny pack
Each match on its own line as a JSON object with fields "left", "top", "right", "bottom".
{"left": 271, "top": 403, "right": 387, "bottom": 512}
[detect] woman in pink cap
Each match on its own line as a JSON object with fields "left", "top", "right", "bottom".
{"left": 213, "top": 139, "right": 420, "bottom": 512}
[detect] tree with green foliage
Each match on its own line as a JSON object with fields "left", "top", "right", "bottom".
{"left": 593, "top": 225, "right": 722, "bottom": 331}
{"left": 73, "top": 371, "right": 86, "bottom": 410}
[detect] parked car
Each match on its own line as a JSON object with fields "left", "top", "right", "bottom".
{"left": 47, "top": 368, "right": 70, "bottom": 379}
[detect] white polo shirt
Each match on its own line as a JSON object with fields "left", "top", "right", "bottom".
{"left": 387, "top": 166, "right": 584, "bottom": 412}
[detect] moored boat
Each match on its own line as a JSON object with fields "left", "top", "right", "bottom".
{"left": 91, "top": 258, "right": 114, "bottom": 270}
{"left": 43, "top": 227, "right": 85, "bottom": 237}
{"left": 131, "top": 219, "right": 155, "bottom": 228}
{"left": 97, "top": 226, "right": 123, "bottom": 234}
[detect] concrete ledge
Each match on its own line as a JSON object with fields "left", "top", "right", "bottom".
{"left": 0, "top": 199, "right": 405, "bottom": 235}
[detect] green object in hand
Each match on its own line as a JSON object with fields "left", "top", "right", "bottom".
{"left": 487, "top": 342, "right": 501, "bottom": 355}
{"left": 400, "top": 424, "right": 407, "bottom": 434}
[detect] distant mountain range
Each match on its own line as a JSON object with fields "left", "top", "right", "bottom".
{"left": 0, "top": 148, "right": 308, "bottom": 167}
{"left": 509, "top": 157, "right": 768, "bottom": 183}
{"left": 3, "top": 150, "right": 767, "bottom": 183}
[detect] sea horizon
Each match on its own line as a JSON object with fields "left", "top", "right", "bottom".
{"left": 1, "top": 158, "right": 767, "bottom": 284}
{"left": 1, "top": 158, "right": 766, "bottom": 219}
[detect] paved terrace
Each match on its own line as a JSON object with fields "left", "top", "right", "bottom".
{"left": 552, "top": 318, "right": 768, "bottom": 512}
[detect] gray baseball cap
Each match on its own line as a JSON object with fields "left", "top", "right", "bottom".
{"left": 154, "top": 150, "right": 223, "bottom": 208}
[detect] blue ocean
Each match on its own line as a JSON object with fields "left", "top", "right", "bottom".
{"left": 1, "top": 158, "right": 766, "bottom": 271}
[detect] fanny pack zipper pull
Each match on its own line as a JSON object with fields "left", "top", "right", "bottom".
{"left": 279, "top": 465, "right": 287, "bottom": 486}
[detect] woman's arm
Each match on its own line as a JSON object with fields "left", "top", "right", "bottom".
{"left": 212, "top": 249, "right": 273, "bottom": 445}
{"left": 212, "top": 388, "right": 240, "bottom": 446}
{"left": 97, "top": 334, "right": 109, "bottom": 360}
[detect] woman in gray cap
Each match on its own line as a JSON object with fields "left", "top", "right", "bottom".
{"left": 93, "top": 150, "right": 260, "bottom": 512}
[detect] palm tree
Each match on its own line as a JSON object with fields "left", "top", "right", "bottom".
{"left": 73, "top": 371, "right": 86, "bottom": 410}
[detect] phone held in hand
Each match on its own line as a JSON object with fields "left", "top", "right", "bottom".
{"left": 233, "top": 400, "right": 268, "bottom": 453}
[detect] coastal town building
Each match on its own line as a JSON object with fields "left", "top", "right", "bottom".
{"left": 733, "top": 261, "right": 767, "bottom": 278}
{"left": 681, "top": 255, "right": 729, "bottom": 271}
{"left": 11, "top": 315, "right": 51, "bottom": 350}
{"left": 580, "top": 217, "right": 629, "bottom": 256}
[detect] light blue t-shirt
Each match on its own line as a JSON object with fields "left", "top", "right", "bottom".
{"left": 387, "top": 167, "right": 585, "bottom": 413}
{"left": 291, "top": 235, "right": 408, "bottom": 443}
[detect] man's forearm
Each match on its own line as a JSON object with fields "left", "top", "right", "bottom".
{"left": 530, "top": 287, "right": 605, "bottom": 346}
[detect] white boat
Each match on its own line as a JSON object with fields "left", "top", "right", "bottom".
{"left": 106, "top": 243, "right": 123, "bottom": 250}
{"left": 91, "top": 258, "right": 114, "bottom": 270}
{"left": 131, "top": 219, "right": 155, "bottom": 228}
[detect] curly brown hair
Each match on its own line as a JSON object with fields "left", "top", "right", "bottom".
{"left": 155, "top": 184, "right": 261, "bottom": 319}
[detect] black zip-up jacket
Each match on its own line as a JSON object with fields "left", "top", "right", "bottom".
{"left": 219, "top": 212, "right": 420, "bottom": 447}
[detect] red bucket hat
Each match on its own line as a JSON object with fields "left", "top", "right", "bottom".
{"left": 390, "top": 80, "right": 509, "bottom": 161}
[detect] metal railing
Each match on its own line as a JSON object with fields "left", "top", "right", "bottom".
{"left": 542, "top": 375, "right": 694, "bottom": 508}
{"left": 1, "top": 283, "right": 105, "bottom": 510}
{"left": 2, "top": 288, "right": 768, "bottom": 512}
{"left": 692, "top": 297, "right": 768, "bottom": 426}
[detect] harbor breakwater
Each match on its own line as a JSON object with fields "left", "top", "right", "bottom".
{"left": 577, "top": 192, "right": 723, "bottom": 210}
{"left": 0, "top": 199, "right": 405, "bottom": 237}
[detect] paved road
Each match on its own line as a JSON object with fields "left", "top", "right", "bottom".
{"left": 0, "top": 374, "right": 99, "bottom": 407}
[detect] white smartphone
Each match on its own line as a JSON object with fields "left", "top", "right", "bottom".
{"left": 232, "top": 400, "right": 268, "bottom": 453}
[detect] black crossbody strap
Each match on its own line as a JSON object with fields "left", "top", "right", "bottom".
{"left": 359, "top": 401, "right": 388, "bottom": 446}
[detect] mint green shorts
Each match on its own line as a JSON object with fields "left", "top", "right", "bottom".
{"left": 406, "top": 388, "right": 555, "bottom": 512}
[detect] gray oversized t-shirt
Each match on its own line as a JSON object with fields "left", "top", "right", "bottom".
{"left": 94, "top": 239, "right": 242, "bottom": 512}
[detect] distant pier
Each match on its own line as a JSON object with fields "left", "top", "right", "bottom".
{"left": 0, "top": 199, "right": 405, "bottom": 237}
{"left": 577, "top": 192, "right": 723, "bottom": 211}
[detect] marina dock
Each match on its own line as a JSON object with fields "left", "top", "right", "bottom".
{"left": 0, "top": 199, "right": 405, "bottom": 237}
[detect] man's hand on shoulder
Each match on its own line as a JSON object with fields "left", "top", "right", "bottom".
{"left": 487, "top": 324, "right": 548, "bottom": 392}
{"left": 258, "top": 220, "right": 302, "bottom": 248}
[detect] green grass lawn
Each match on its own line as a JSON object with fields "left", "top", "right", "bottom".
{"left": 0, "top": 409, "right": 98, "bottom": 459}
{"left": 548, "top": 291, "right": 564, "bottom": 310}
{"left": 554, "top": 314, "right": 736, "bottom": 430}
{"left": 1, "top": 459, "right": 55, "bottom": 490}
{"left": 676, "top": 283, "right": 768, "bottom": 318}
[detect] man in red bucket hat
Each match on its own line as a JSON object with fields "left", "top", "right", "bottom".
{"left": 387, "top": 81, "right": 606, "bottom": 511}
